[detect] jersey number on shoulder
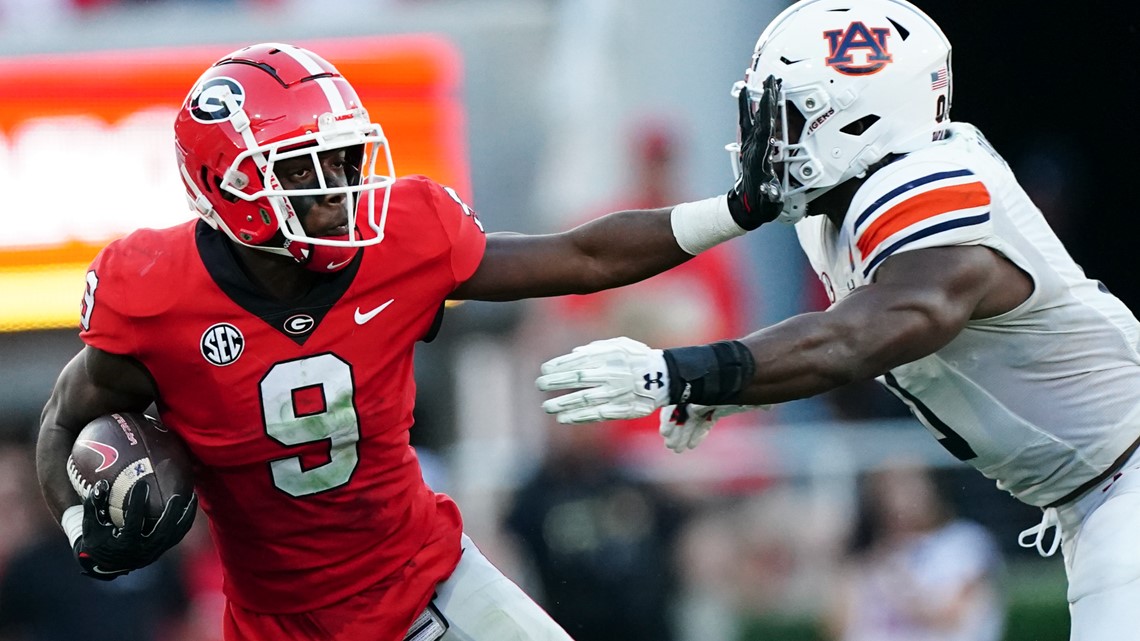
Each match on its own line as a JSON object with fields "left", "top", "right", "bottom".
{"left": 260, "top": 354, "right": 361, "bottom": 497}
{"left": 80, "top": 270, "right": 99, "bottom": 331}
{"left": 443, "top": 186, "right": 484, "bottom": 233}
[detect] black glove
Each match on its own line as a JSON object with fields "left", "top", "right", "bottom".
{"left": 727, "top": 74, "right": 783, "bottom": 230}
{"left": 73, "top": 479, "right": 197, "bottom": 581}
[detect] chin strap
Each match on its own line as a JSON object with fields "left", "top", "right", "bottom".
{"left": 775, "top": 193, "right": 809, "bottom": 224}
{"left": 302, "top": 241, "right": 359, "bottom": 273}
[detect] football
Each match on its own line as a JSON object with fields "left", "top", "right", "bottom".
{"left": 66, "top": 412, "right": 194, "bottom": 529}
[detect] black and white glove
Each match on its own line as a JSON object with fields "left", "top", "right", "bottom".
{"left": 726, "top": 74, "right": 783, "bottom": 230}
{"left": 73, "top": 479, "right": 197, "bottom": 581}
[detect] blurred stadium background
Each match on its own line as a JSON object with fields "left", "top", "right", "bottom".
{"left": 0, "top": 1, "right": 1134, "bottom": 640}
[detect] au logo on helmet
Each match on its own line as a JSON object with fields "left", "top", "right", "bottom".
{"left": 189, "top": 77, "right": 246, "bottom": 124}
{"left": 823, "top": 22, "right": 893, "bottom": 76}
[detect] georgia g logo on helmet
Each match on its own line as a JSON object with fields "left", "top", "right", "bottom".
{"left": 189, "top": 77, "right": 246, "bottom": 123}
{"left": 824, "top": 22, "right": 893, "bottom": 76}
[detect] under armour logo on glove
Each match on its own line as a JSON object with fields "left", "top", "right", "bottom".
{"left": 643, "top": 372, "right": 665, "bottom": 390}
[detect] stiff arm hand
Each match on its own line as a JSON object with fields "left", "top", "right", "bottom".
{"left": 727, "top": 73, "right": 784, "bottom": 227}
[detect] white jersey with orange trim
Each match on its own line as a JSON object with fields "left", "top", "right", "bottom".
{"left": 794, "top": 123, "right": 1140, "bottom": 507}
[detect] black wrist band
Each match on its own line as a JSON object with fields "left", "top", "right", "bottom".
{"left": 662, "top": 340, "right": 756, "bottom": 405}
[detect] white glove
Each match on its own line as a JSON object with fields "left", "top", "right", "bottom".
{"left": 536, "top": 337, "right": 671, "bottom": 424}
{"left": 659, "top": 403, "right": 762, "bottom": 453}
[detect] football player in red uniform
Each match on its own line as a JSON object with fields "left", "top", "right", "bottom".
{"left": 35, "top": 42, "right": 779, "bottom": 641}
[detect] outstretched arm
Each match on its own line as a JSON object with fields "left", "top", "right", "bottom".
{"left": 728, "top": 244, "right": 1024, "bottom": 405}
{"left": 452, "top": 78, "right": 784, "bottom": 302}
{"left": 537, "top": 245, "right": 1031, "bottom": 422}
{"left": 452, "top": 206, "right": 696, "bottom": 301}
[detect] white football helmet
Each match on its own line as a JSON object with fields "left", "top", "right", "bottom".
{"left": 728, "top": 0, "right": 952, "bottom": 223}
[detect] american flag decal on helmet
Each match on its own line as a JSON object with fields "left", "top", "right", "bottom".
{"left": 930, "top": 68, "right": 949, "bottom": 90}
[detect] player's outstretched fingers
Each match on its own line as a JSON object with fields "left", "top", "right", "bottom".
{"left": 553, "top": 407, "right": 605, "bottom": 425}
{"left": 121, "top": 481, "right": 151, "bottom": 536}
{"left": 541, "top": 389, "right": 595, "bottom": 414}
{"left": 150, "top": 492, "right": 197, "bottom": 545}
{"left": 536, "top": 369, "right": 592, "bottom": 391}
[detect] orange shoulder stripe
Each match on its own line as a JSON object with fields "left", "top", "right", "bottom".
{"left": 856, "top": 181, "right": 991, "bottom": 257}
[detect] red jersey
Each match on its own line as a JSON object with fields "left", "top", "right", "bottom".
{"left": 79, "top": 176, "right": 486, "bottom": 631}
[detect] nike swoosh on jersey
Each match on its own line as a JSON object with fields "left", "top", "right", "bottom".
{"left": 327, "top": 257, "right": 354, "bottom": 270}
{"left": 354, "top": 299, "right": 395, "bottom": 324}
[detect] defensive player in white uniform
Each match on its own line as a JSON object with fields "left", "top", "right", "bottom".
{"left": 534, "top": 1, "right": 1140, "bottom": 638}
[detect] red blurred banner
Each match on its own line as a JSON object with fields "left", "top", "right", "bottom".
{"left": 0, "top": 35, "right": 468, "bottom": 331}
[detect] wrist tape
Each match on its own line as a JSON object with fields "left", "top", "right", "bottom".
{"left": 670, "top": 195, "right": 746, "bottom": 256}
{"left": 663, "top": 340, "right": 756, "bottom": 405}
{"left": 62, "top": 504, "right": 84, "bottom": 548}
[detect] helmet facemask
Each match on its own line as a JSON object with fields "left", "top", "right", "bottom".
{"left": 727, "top": 0, "right": 954, "bottom": 224}
{"left": 218, "top": 108, "right": 395, "bottom": 270}
{"left": 728, "top": 77, "right": 825, "bottom": 224}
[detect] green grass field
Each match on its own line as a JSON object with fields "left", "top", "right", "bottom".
{"left": 736, "top": 559, "right": 1070, "bottom": 641}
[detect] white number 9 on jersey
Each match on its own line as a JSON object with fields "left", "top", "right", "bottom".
{"left": 260, "top": 354, "right": 361, "bottom": 496}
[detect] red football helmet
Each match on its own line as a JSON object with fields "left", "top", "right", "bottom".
{"left": 174, "top": 42, "right": 395, "bottom": 271}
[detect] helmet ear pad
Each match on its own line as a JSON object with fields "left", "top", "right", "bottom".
{"left": 199, "top": 158, "right": 279, "bottom": 245}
